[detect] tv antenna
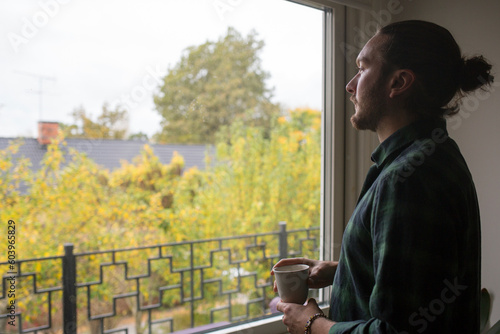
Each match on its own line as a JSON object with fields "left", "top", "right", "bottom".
{"left": 14, "top": 70, "right": 57, "bottom": 120}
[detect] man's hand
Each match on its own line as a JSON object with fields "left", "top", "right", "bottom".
{"left": 271, "top": 258, "right": 338, "bottom": 290}
{"left": 277, "top": 298, "right": 335, "bottom": 334}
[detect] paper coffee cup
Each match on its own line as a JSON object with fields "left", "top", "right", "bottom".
{"left": 274, "top": 264, "right": 309, "bottom": 304}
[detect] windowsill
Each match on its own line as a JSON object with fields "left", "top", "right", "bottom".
{"left": 208, "top": 314, "right": 288, "bottom": 334}
{"left": 208, "top": 306, "right": 329, "bottom": 334}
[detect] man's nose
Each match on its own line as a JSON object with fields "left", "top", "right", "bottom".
{"left": 346, "top": 77, "right": 356, "bottom": 94}
{"left": 345, "top": 78, "right": 356, "bottom": 95}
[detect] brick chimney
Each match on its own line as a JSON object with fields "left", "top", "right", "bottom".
{"left": 37, "top": 121, "right": 59, "bottom": 145}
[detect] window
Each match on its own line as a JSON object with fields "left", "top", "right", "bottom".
{"left": 0, "top": 0, "right": 345, "bottom": 333}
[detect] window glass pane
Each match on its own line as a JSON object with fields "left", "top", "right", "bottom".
{"left": 0, "top": 0, "right": 323, "bottom": 332}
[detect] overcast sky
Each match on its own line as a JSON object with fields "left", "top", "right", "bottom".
{"left": 0, "top": 0, "right": 323, "bottom": 138}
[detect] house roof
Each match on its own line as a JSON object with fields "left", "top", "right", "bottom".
{"left": 0, "top": 137, "right": 212, "bottom": 173}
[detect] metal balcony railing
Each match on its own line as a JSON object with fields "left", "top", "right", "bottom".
{"left": 0, "top": 222, "right": 320, "bottom": 334}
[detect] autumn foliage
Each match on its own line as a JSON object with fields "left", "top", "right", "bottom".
{"left": 0, "top": 108, "right": 321, "bottom": 332}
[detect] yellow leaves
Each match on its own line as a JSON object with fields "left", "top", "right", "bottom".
{"left": 216, "top": 142, "right": 229, "bottom": 159}
{"left": 96, "top": 206, "right": 106, "bottom": 216}
{"left": 306, "top": 108, "right": 321, "bottom": 117}
{"left": 39, "top": 182, "right": 48, "bottom": 193}
{"left": 0, "top": 107, "right": 321, "bottom": 328}
{"left": 170, "top": 151, "right": 185, "bottom": 168}
{"left": 291, "top": 130, "right": 305, "bottom": 142}
{"left": 0, "top": 159, "right": 8, "bottom": 171}
{"left": 143, "top": 144, "right": 154, "bottom": 156}
{"left": 232, "top": 137, "right": 246, "bottom": 156}
{"left": 149, "top": 192, "right": 163, "bottom": 209}
{"left": 0, "top": 139, "right": 22, "bottom": 158}
{"left": 312, "top": 117, "right": 321, "bottom": 130}
{"left": 175, "top": 233, "right": 186, "bottom": 243}
{"left": 290, "top": 107, "right": 320, "bottom": 117}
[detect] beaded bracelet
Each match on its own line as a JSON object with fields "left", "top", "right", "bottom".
{"left": 304, "top": 312, "right": 328, "bottom": 334}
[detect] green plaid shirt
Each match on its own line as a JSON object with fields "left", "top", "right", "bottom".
{"left": 329, "top": 119, "right": 481, "bottom": 334}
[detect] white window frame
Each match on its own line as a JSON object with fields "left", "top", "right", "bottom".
{"left": 210, "top": 1, "right": 347, "bottom": 332}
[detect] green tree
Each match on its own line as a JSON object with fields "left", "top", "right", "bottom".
{"left": 61, "top": 103, "right": 128, "bottom": 139}
{"left": 153, "top": 27, "right": 279, "bottom": 144}
{"left": 128, "top": 131, "right": 149, "bottom": 141}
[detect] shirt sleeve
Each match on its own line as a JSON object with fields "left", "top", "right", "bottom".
{"left": 329, "top": 319, "right": 398, "bottom": 334}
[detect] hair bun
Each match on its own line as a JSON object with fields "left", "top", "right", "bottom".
{"left": 460, "top": 55, "right": 494, "bottom": 92}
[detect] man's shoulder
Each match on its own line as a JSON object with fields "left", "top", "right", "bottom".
{"left": 380, "top": 135, "right": 471, "bottom": 190}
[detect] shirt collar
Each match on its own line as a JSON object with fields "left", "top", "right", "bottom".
{"left": 371, "top": 118, "right": 448, "bottom": 167}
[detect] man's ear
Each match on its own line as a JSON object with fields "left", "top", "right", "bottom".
{"left": 388, "top": 69, "right": 415, "bottom": 98}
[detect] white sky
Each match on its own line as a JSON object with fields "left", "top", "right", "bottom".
{"left": 0, "top": 0, "right": 323, "bottom": 138}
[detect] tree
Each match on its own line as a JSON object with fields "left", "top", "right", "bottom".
{"left": 168, "top": 108, "right": 321, "bottom": 239}
{"left": 61, "top": 103, "right": 129, "bottom": 139}
{"left": 153, "top": 27, "right": 280, "bottom": 144}
{"left": 128, "top": 132, "right": 149, "bottom": 141}
{"left": 0, "top": 107, "right": 321, "bottom": 331}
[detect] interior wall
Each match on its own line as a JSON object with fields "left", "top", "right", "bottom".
{"left": 377, "top": 0, "right": 500, "bottom": 324}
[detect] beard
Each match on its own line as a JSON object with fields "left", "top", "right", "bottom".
{"left": 350, "top": 80, "right": 388, "bottom": 132}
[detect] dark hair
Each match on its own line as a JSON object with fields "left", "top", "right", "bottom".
{"left": 378, "top": 20, "right": 494, "bottom": 118}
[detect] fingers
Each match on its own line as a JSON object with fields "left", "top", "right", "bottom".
{"left": 279, "top": 299, "right": 322, "bottom": 333}
{"left": 306, "top": 298, "right": 318, "bottom": 307}
{"left": 271, "top": 257, "right": 309, "bottom": 275}
{"left": 307, "top": 277, "right": 315, "bottom": 287}
{"left": 276, "top": 300, "right": 285, "bottom": 313}
{"left": 305, "top": 298, "right": 322, "bottom": 314}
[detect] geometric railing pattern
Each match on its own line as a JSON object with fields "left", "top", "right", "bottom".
{"left": 0, "top": 222, "right": 320, "bottom": 334}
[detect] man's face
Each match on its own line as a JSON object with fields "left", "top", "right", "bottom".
{"left": 346, "top": 34, "right": 391, "bottom": 131}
